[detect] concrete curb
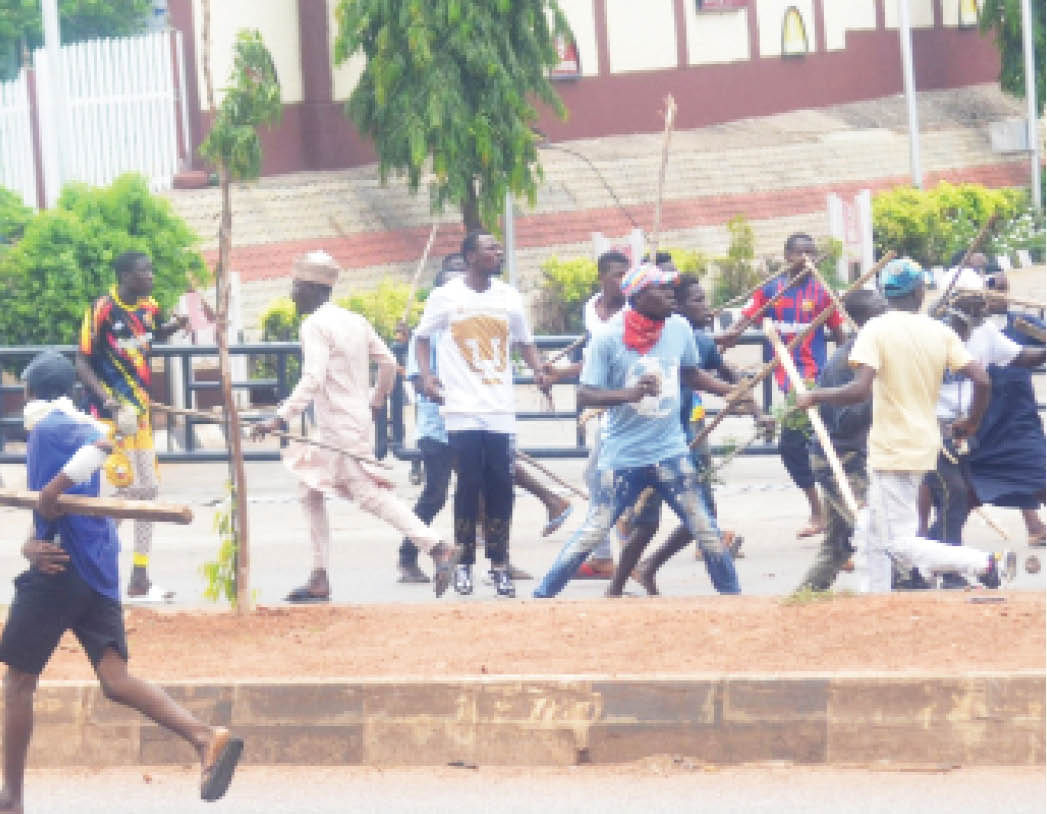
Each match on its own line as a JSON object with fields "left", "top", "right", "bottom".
{"left": 19, "top": 672, "right": 1044, "bottom": 768}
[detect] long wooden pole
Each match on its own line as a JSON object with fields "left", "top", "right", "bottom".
{"left": 619, "top": 254, "right": 892, "bottom": 525}
{"left": 402, "top": 222, "right": 440, "bottom": 324}
{"left": 690, "top": 251, "right": 894, "bottom": 451}
{"left": 648, "top": 94, "right": 677, "bottom": 257}
{"left": 764, "top": 319, "right": 858, "bottom": 515}
{"left": 517, "top": 450, "right": 588, "bottom": 501}
{"left": 805, "top": 259, "right": 858, "bottom": 333}
{"left": 710, "top": 265, "right": 781, "bottom": 316}
{"left": 150, "top": 403, "right": 392, "bottom": 468}
{"left": 931, "top": 216, "right": 997, "bottom": 317}
{"left": 0, "top": 488, "right": 193, "bottom": 524}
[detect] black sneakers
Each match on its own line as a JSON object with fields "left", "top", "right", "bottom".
{"left": 491, "top": 567, "right": 516, "bottom": 598}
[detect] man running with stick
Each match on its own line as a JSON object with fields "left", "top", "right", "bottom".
{"left": 0, "top": 352, "right": 242, "bottom": 812}
{"left": 533, "top": 264, "right": 741, "bottom": 598}
{"left": 251, "top": 251, "right": 459, "bottom": 600}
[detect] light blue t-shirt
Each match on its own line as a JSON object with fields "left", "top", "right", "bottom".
{"left": 405, "top": 331, "right": 448, "bottom": 444}
{"left": 582, "top": 313, "right": 700, "bottom": 470}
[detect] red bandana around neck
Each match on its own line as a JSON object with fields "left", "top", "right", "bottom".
{"left": 623, "top": 309, "right": 665, "bottom": 355}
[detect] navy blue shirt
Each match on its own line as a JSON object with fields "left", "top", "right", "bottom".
{"left": 28, "top": 410, "right": 120, "bottom": 600}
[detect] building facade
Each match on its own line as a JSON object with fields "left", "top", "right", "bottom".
{"left": 167, "top": 0, "right": 999, "bottom": 176}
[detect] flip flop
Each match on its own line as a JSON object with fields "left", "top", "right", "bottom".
{"left": 200, "top": 728, "right": 244, "bottom": 802}
{"left": 541, "top": 505, "right": 573, "bottom": 537}
{"left": 796, "top": 521, "right": 826, "bottom": 539}
{"left": 284, "top": 585, "right": 330, "bottom": 603}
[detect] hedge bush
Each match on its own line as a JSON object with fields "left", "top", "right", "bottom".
{"left": 871, "top": 182, "right": 1030, "bottom": 266}
{"left": 533, "top": 247, "right": 712, "bottom": 333}
{"left": 0, "top": 174, "right": 208, "bottom": 347}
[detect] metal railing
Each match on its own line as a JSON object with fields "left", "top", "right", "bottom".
{"left": 7, "top": 334, "right": 1035, "bottom": 466}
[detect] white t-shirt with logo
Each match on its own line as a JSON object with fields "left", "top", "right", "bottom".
{"left": 936, "top": 321, "right": 1021, "bottom": 420}
{"left": 414, "top": 276, "right": 533, "bottom": 433}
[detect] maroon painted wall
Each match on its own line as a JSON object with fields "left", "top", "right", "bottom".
{"left": 168, "top": 0, "right": 1001, "bottom": 177}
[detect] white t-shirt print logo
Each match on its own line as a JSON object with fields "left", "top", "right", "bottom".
{"left": 626, "top": 356, "right": 677, "bottom": 417}
{"left": 451, "top": 314, "right": 510, "bottom": 386}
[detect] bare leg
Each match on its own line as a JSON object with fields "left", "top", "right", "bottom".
{"left": 634, "top": 524, "right": 693, "bottom": 596}
{"left": 514, "top": 463, "right": 569, "bottom": 522}
{"left": 94, "top": 648, "right": 213, "bottom": 758}
{"left": 607, "top": 523, "right": 657, "bottom": 597}
{"left": 803, "top": 485, "right": 825, "bottom": 531}
{"left": 0, "top": 668, "right": 37, "bottom": 814}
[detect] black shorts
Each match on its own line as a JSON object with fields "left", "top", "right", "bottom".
{"left": 0, "top": 566, "right": 128, "bottom": 676}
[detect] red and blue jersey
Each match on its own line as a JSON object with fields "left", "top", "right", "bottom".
{"left": 742, "top": 274, "right": 843, "bottom": 391}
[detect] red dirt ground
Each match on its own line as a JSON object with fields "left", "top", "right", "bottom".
{"left": 32, "top": 592, "right": 1045, "bottom": 681}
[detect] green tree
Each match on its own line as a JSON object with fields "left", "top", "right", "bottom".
{"left": 333, "top": 0, "right": 571, "bottom": 231}
{"left": 0, "top": 0, "right": 151, "bottom": 79}
{"left": 980, "top": 0, "right": 1045, "bottom": 115}
{"left": 0, "top": 173, "right": 207, "bottom": 348}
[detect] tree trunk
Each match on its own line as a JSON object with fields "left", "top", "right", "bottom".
{"left": 216, "top": 172, "right": 252, "bottom": 614}
{"left": 461, "top": 180, "right": 481, "bottom": 232}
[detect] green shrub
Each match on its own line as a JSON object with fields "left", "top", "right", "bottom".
{"left": 340, "top": 278, "right": 426, "bottom": 344}
{"left": 0, "top": 173, "right": 208, "bottom": 348}
{"left": 533, "top": 255, "right": 598, "bottom": 334}
{"left": 0, "top": 186, "right": 32, "bottom": 246}
{"left": 872, "top": 182, "right": 1026, "bottom": 266}
{"left": 710, "top": 215, "right": 760, "bottom": 307}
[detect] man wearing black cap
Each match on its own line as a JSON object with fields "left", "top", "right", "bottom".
{"left": 0, "top": 352, "right": 242, "bottom": 811}
{"left": 796, "top": 259, "right": 1016, "bottom": 592}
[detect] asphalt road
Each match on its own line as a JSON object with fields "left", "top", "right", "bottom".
{"left": 16, "top": 765, "right": 1046, "bottom": 814}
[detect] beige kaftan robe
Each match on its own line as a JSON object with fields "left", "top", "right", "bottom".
{"left": 275, "top": 302, "right": 440, "bottom": 568}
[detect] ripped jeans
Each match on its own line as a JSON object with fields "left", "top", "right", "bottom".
{"left": 533, "top": 454, "right": 740, "bottom": 598}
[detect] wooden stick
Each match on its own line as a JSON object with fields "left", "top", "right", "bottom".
{"left": 932, "top": 216, "right": 997, "bottom": 317}
{"left": 764, "top": 319, "right": 858, "bottom": 515}
{"left": 806, "top": 259, "right": 858, "bottom": 333}
{"left": 723, "top": 260, "right": 821, "bottom": 338}
{"left": 710, "top": 265, "right": 781, "bottom": 316}
{"left": 0, "top": 488, "right": 193, "bottom": 524}
{"left": 150, "top": 403, "right": 392, "bottom": 469}
{"left": 546, "top": 334, "right": 588, "bottom": 367}
{"left": 648, "top": 94, "right": 677, "bottom": 257}
{"left": 689, "top": 251, "right": 895, "bottom": 451}
{"left": 621, "top": 253, "right": 895, "bottom": 525}
{"left": 973, "top": 506, "right": 1010, "bottom": 541}
{"left": 517, "top": 450, "right": 588, "bottom": 501}
{"left": 402, "top": 222, "right": 440, "bottom": 324}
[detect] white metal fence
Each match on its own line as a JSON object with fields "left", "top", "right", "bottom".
{"left": 0, "top": 70, "right": 36, "bottom": 207}
{"left": 0, "top": 30, "right": 188, "bottom": 209}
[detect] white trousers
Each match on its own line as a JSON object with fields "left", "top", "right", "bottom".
{"left": 854, "top": 469, "right": 991, "bottom": 592}
{"left": 298, "top": 467, "right": 441, "bottom": 572}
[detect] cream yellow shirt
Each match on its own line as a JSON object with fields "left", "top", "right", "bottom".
{"left": 849, "top": 310, "right": 972, "bottom": 472}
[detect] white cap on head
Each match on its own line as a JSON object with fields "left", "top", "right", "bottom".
{"left": 292, "top": 250, "right": 340, "bottom": 286}
{"left": 939, "top": 266, "right": 984, "bottom": 293}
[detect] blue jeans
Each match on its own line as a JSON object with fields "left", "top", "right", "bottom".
{"left": 533, "top": 454, "right": 740, "bottom": 598}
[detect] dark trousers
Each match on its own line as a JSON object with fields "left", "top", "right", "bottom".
{"left": 780, "top": 425, "right": 816, "bottom": 490}
{"left": 399, "top": 437, "right": 455, "bottom": 567}
{"left": 924, "top": 439, "right": 972, "bottom": 547}
{"left": 447, "top": 429, "right": 515, "bottom": 566}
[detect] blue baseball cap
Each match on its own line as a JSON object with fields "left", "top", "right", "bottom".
{"left": 880, "top": 258, "right": 924, "bottom": 299}
{"left": 21, "top": 350, "right": 76, "bottom": 400}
